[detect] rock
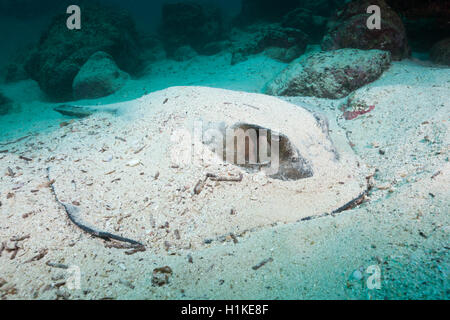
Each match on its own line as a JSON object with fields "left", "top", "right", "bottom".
{"left": 321, "top": 0, "right": 410, "bottom": 61}
{"left": 2, "top": 45, "right": 33, "bottom": 83}
{"left": 236, "top": 0, "right": 300, "bottom": 24}
{"left": 264, "top": 46, "right": 306, "bottom": 63}
{"left": 0, "top": 0, "right": 65, "bottom": 19}
{"left": 4, "top": 62, "right": 29, "bottom": 83}
{"left": 72, "top": 52, "right": 129, "bottom": 100}
{"left": 0, "top": 91, "right": 13, "bottom": 115}
{"left": 300, "top": 0, "right": 342, "bottom": 17}
{"left": 385, "top": 0, "right": 450, "bottom": 52}
{"left": 201, "top": 41, "right": 232, "bottom": 56}
{"left": 139, "top": 34, "right": 167, "bottom": 63}
{"left": 235, "top": 0, "right": 341, "bottom": 25}
{"left": 24, "top": 3, "right": 141, "bottom": 100}
{"left": 265, "top": 49, "right": 391, "bottom": 98}
{"left": 402, "top": 18, "right": 450, "bottom": 53}
{"left": 172, "top": 46, "right": 198, "bottom": 62}
{"left": 430, "top": 38, "right": 450, "bottom": 66}
{"left": 231, "top": 24, "right": 308, "bottom": 64}
{"left": 281, "top": 8, "right": 328, "bottom": 43}
{"left": 161, "top": 2, "right": 223, "bottom": 56}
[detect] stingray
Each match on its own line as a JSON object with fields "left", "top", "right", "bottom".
{"left": 47, "top": 86, "right": 371, "bottom": 250}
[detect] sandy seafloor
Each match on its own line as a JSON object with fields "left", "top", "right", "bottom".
{"left": 0, "top": 49, "right": 449, "bottom": 300}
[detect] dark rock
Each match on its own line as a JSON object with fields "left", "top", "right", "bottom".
{"left": 430, "top": 38, "right": 450, "bottom": 65}
{"left": 4, "top": 63, "right": 29, "bottom": 83}
{"left": 139, "top": 34, "right": 167, "bottom": 63}
{"left": 281, "top": 8, "right": 328, "bottom": 43}
{"left": 172, "top": 46, "right": 198, "bottom": 62}
{"left": 236, "top": 0, "right": 300, "bottom": 24}
{"left": 385, "top": 0, "right": 450, "bottom": 52}
{"left": 72, "top": 52, "right": 129, "bottom": 100}
{"left": 264, "top": 46, "right": 306, "bottom": 63}
{"left": 202, "top": 41, "right": 232, "bottom": 56}
{"left": 24, "top": 3, "right": 141, "bottom": 101}
{"left": 2, "top": 45, "right": 33, "bottom": 83}
{"left": 265, "top": 49, "right": 392, "bottom": 98}
{"left": 161, "top": 2, "right": 223, "bottom": 56}
{"left": 231, "top": 24, "right": 308, "bottom": 64}
{"left": 385, "top": 0, "right": 450, "bottom": 19}
{"left": 235, "top": 0, "right": 341, "bottom": 25}
{"left": 321, "top": 0, "right": 410, "bottom": 60}
{"left": 0, "top": 91, "right": 13, "bottom": 115}
{"left": 300, "top": 0, "right": 342, "bottom": 17}
{"left": 402, "top": 18, "right": 450, "bottom": 53}
{"left": 0, "top": 0, "right": 68, "bottom": 19}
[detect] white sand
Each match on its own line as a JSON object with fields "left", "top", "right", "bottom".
{"left": 0, "top": 53, "right": 449, "bottom": 300}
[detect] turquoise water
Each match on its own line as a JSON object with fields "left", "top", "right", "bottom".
{"left": 0, "top": 1, "right": 448, "bottom": 300}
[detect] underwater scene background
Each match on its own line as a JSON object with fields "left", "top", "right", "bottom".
{"left": 0, "top": 0, "right": 448, "bottom": 300}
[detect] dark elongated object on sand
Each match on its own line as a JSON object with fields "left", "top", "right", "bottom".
{"left": 46, "top": 167, "right": 144, "bottom": 248}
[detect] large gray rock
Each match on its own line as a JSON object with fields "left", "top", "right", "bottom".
{"left": 72, "top": 52, "right": 129, "bottom": 100}
{"left": 265, "top": 49, "right": 391, "bottom": 99}
{"left": 430, "top": 38, "right": 450, "bottom": 66}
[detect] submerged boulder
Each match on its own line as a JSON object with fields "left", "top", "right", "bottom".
{"left": 281, "top": 8, "right": 328, "bottom": 43}
{"left": 24, "top": 4, "right": 141, "bottom": 100}
{"left": 236, "top": 0, "right": 300, "bottom": 24}
{"left": 0, "top": 91, "right": 13, "bottom": 115}
{"left": 72, "top": 52, "right": 129, "bottom": 100}
{"left": 202, "top": 40, "right": 232, "bottom": 56}
{"left": 139, "top": 34, "right": 167, "bottom": 64}
{"left": 430, "top": 38, "right": 450, "bottom": 66}
{"left": 161, "top": 2, "right": 223, "bottom": 56}
{"left": 265, "top": 49, "right": 391, "bottom": 98}
{"left": 235, "top": 0, "right": 340, "bottom": 25}
{"left": 0, "top": 0, "right": 66, "bottom": 19}
{"left": 321, "top": 0, "right": 410, "bottom": 60}
{"left": 172, "top": 46, "right": 198, "bottom": 62}
{"left": 385, "top": 0, "right": 450, "bottom": 52}
{"left": 2, "top": 46, "right": 32, "bottom": 83}
{"left": 231, "top": 24, "right": 308, "bottom": 64}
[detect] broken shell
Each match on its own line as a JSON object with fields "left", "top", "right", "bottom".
{"left": 126, "top": 159, "right": 141, "bottom": 167}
